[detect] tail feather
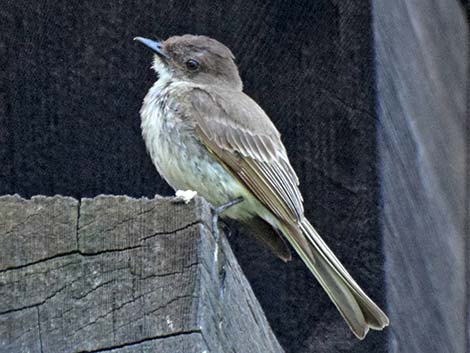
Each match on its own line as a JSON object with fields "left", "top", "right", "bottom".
{"left": 280, "top": 219, "right": 389, "bottom": 339}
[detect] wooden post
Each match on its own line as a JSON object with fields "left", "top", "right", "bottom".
{"left": 374, "top": 1, "right": 469, "bottom": 352}
{"left": 0, "top": 195, "right": 285, "bottom": 353}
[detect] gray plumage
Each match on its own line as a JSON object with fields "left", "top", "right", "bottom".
{"left": 136, "top": 34, "right": 389, "bottom": 339}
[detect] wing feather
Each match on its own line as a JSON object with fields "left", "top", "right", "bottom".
{"left": 187, "top": 87, "right": 304, "bottom": 225}
{"left": 178, "top": 87, "right": 389, "bottom": 337}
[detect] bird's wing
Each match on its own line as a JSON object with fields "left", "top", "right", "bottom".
{"left": 186, "top": 87, "right": 304, "bottom": 225}
{"left": 183, "top": 88, "right": 390, "bottom": 338}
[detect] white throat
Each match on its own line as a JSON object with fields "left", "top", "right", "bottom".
{"left": 151, "top": 56, "right": 174, "bottom": 84}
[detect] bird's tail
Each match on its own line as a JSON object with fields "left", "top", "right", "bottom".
{"left": 281, "top": 218, "right": 389, "bottom": 339}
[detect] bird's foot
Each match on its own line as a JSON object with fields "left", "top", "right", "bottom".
{"left": 211, "top": 197, "right": 244, "bottom": 241}
{"left": 173, "top": 189, "right": 198, "bottom": 204}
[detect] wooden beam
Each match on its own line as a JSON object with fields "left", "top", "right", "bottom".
{"left": 0, "top": 195, "right": 285, "bottom": 353}
{"left": 374, "top": 1, "right": 469, "bottom": 352}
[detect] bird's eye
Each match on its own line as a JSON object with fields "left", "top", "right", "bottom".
{"left": 185, "top": 59, "right": 200, "bottom": 71}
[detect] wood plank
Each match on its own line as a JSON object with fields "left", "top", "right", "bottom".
{"left": 374, "top": 1, "right": 469, "bottom": 352}
{"left": 0, "top": 195, "right": 284, "bottom": 353}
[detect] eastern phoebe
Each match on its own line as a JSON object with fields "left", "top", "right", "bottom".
{"left": 135, "top": 34, "right": 389, "bottom": 339}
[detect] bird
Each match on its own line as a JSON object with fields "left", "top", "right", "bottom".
{"left": 134, "top": 34, "right": 389, "bottom": 339}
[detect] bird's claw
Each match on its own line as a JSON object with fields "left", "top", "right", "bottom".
{"left": 211, "top": 197, "right": 244, "bottom": 241}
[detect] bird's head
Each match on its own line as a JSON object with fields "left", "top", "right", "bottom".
{"left": 135, "top": 34, "right": 242, "bottom": 91}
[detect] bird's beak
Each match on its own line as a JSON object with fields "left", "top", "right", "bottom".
{"left": 134, "top": 37, "right": 169, "bottom": 60}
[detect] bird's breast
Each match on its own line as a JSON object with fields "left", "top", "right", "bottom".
{"left": 141, "top": 82, "right": 190, "bottom": 187}
{"left": 140, "top": 81, "right": 248, "bottom": 211}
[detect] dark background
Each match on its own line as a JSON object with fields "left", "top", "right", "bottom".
{"left": 1, "top": 1, "right": 387, "bottom": 352}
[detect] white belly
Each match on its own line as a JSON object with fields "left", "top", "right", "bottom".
{"left": 140, "top": 80, "right": 261, "bottom": 220}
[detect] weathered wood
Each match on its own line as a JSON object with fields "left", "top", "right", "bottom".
{"left": 0, "top": 195, "right": 285, "bottom": 353}
{"left": 0, "top": 195, "right": 78, "bottom": 270}
{"left": 374, "top": 1, "right": 469, "bottom": 353}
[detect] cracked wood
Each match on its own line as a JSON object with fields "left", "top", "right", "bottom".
{"left": 0, "top": 195, "right": 284, "bottom": 353}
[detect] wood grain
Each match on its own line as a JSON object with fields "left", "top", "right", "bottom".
{"left": 0, "top": 195, "right": 284, "bottom": 353}
{"left": 375, "top": 1, "right": 469, "bottom": 352}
